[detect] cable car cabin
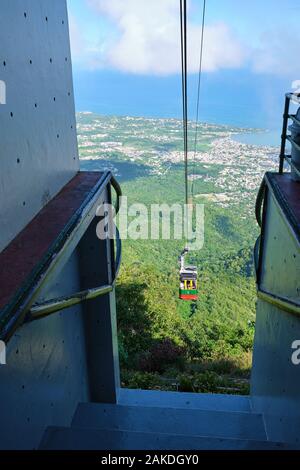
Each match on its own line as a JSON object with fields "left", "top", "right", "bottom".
{"left": 179, "top": 266, "right": 198, "bottom": 301}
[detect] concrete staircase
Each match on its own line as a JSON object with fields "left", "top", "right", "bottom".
{"left": 39, "top": 389, "right": 291, "bottom": 450}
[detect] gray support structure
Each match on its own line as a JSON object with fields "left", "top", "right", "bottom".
{"left": 251, "top": 175, "right": 300, "bottom": 445}
{"left": 0, "top": 0, "right": 79, "bottom": 252}
{"left": 0, "top": 251, "right": 90, "bottom": 449}
{"left": 79, "top": 209, "right": 120, "bottom": 404}
{"left": 0, "top": 1, "right": 120, "bottom": 449}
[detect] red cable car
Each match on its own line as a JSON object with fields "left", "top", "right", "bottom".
{"left": 179, "top": 248, "right": 198, "bottom": 301}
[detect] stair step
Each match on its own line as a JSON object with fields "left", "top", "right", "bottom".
{"left": 40, "top": 427, "right": 290, "bottom": 450}
{"left": 118, "top": 388, "right": 251, "bottom": 412}
{"left": 72, "top": 403, "right": 266, "bottom": 441}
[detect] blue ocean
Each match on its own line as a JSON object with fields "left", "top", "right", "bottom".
{"left": 73, "top": 68, "right": 292, "bottom": 147}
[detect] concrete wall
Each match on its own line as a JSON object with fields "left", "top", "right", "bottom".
{"left": 251, "top": 188, "right": 300, "bottom": 444}
{"left": 0, "top": 1, "right": 120, "bottom": 449}
{"left": 0, "top": 187, "right": 120, "bottom": 449}
{"left": 260, "top": 190, "right": 299, "bottom": 300}
{"left": 0, "top": 0, "right": 79, "bottom": 252}
{"left": 0, "top": 250, "right": 90, "bottom": 449}
{"left": 79, "top": 218, "right": 120, "bottom": 404}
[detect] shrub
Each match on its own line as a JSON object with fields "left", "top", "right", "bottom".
{"left": 139, "top": 339, "right": 185, "bottom": 373}
{"left": 121, "top": 370, "right": 165, "bottom": 390}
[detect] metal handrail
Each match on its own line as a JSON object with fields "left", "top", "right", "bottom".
{"left": 0, "top": 172, "right": 122, "bottom": 338}
{"left": 254, "top": 176, "right": 300, "bottom": 317}
{"left": 26, "top": 179, "right": 122, "bottom": 322}
{"left": 254, "top": 94, "right": 300, "bottom": 315}
{"left": 289, "top": 114, "right": 300, "bottom": 127}
{"left": 257, "top": 289, "right": 300, "bottom": 316}
{"left": 28, "top": 228, "right": 122, "bottom": 321}
{"left": 286, "top": 135, "right": 300, "bottom": 152}
{"left": 286, "top": 92, "right": 300, "bottom": 104}
{"left": 279, "top": 93, "right": 300, "bottom": 173}
{"left": 29, "top": 285, "right": 113, "bottom": 320}
{"left": 111, "top": 175, "right": 122, "bottom": 216}
{"left": 255, "top": 179, "right": 266, "bottom": 228}
{"left": 253, "top": 236, "right": 260, "bottom": 270}
{"left": 283, "top": 155, "right": 300, "bottom": 180}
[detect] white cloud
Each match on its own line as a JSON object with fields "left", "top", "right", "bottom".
{"left": 252, "top": 29, "right": 300, "bottom": 77}
{"left": 69, "top": 14, "right": 85, "bottom": 59}
{"left": 69, "top": 12, "right": 106, "bottom": 69}
{"left": 86, "top": 0, "right": 247, "bottom": 75}
{"left": 69, "top": 0, "right": 300, "bottom": 79}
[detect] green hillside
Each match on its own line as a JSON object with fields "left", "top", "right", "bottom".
{"left": 78, "top": 112, "right": 278, "bottom": 394}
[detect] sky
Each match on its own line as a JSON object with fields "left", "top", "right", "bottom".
{"left": 67, "top": 0, "right": 300, "bottom": 129}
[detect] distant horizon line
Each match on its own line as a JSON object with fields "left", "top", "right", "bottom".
{"left": 75, "top": 109, "right": 267, "bottom": 132}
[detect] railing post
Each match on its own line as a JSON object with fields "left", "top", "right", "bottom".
{"left": 279, "top": 95, "right": 290, "bottom": 173}
{"left": 79, "top": 186, "right": 120, "bottom": 404}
